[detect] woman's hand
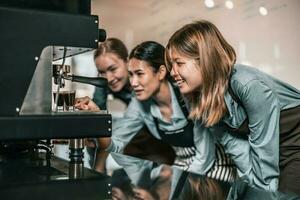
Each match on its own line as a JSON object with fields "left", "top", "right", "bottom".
{"left": 74, "top": 96, "right": 100, "bottom": 111}
{"left": 97, "top": 137, "right": 111, "bottom": 150}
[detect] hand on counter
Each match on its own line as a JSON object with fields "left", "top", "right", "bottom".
{"left": 74, "top": 96, "right": 100, "bottom": 111}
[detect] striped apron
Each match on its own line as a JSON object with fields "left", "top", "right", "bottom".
{"left": 153, "top": 117, "right": 236, "bottom": 182}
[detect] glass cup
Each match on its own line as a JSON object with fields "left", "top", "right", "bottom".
{"left": 53, "top": 90, "right": 76, "bottom": 111}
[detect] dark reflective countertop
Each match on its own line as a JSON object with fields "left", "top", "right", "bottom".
{"left": 109, "top": 153, "right": 300, "bottom": 200}
{"left": 0, "top": 151, "right": 111, "bottom": 200}
{"left": 1, "top": 146, "right": 300, "bottom": 200}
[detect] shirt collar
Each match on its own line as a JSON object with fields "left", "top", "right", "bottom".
{"left": 169, "top": 82, "right": 185, "bottom": 119}
{"left": 150, "top": 82, "right": 185, "bottom": 121}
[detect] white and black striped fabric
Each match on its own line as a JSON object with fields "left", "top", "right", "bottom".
{"left": 172, "top": 143, "right": 236, "bottom": 182}
{"left": 206, "top": 143, "right": 236, "bottom": 182}
{"left": 172, "top": 146, "right": 196, "bottom": 171}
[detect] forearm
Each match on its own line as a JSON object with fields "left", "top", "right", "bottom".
{"left": 96, "top": 137, "right": 111, "bottom": 150}
{"left": 217, "top": 128, "right": 279, "bottom": 191}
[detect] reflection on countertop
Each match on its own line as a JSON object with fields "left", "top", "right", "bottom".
{"left": 109, "top": 152, "right": 300, "bottom": 200}
{"left": 1, "top": 143, "right": 299, "bottom": 200}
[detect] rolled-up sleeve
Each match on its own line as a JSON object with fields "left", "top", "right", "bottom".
{"left": 106, "top": 98, "right": 145, "bottom": 153}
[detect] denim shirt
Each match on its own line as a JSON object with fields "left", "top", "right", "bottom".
{"left": 107, "top": 82, "right": 215, "bottom": 175}
{"left": 214, "top": 64, "right": 300, "bottom": 191}
{"left": 93, "top": 84, "right": 132, "bottom": 110}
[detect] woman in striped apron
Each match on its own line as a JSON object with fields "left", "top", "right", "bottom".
{"left": 75, "top": 41, "right": 236, "bottom": 182}
{"left": 166, "top": 20, "right": 300, "bottom": 195}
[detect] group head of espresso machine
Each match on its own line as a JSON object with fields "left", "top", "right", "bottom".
{"left": 52, "top": 63, "right": 107, "bottom": 89}
{"left": 0, "top": 1, "right": 113, "bottom": 199}
{"left": 52, "top": 61, "right": 108, "bottom": 112}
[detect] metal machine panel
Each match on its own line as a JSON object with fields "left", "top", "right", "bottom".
{"left": 0, "top": 6, "right": 111, "bottom": 139}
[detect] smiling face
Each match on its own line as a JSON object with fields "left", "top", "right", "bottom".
{"left": 169, "top": 50, "right": 202, "bottom": 95}
{"left": 128, "top": 58, "right": 161, "bottom": 101}
{"left": 95, "top": 53, "right": 128, "bottom": 92}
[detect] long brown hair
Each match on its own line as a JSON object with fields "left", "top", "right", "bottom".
{"left": 166, "top": 20, "right": 236, "bottom": 127}
{"left": 178, "top": 174, "right": 227, "bottom": 200}
{"left": 94, "top": 38, "right": 128, "bottom": 61}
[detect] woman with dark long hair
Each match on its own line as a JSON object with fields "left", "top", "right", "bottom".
{"left": 90, "top": 38, "right": 175, "bottom": 172}
{"left": 76, "top": 41, "right": 236, "bottom": 182}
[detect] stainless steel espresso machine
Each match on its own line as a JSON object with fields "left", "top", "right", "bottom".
{"left": 0, "top": 1, "right": 112, "bottom": 199}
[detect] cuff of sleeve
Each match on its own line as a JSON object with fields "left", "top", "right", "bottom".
{"left": 238, "top": 168, "right": 278, "bottom": 191}
{"left": 103, "top": 141, "right": 114, "bottom": 152}
{"left": 95, "top": 139, "right": 114, "bottom": 153}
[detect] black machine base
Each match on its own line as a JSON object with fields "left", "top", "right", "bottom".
{"left": 0, "top": 152, "right": 111, "bottom": 200}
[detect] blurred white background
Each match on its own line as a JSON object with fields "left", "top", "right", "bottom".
{"left": 70, "top": 0, "right": 300, "bottom": 114}
{"left": 91, "top": 0, "right": 300, "bottom": 88}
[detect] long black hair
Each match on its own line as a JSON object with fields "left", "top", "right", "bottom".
{"left": 129, "top": 41, "right": 165, "bottom": 73}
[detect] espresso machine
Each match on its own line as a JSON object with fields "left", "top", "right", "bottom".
{"left": 0, "top": 0, "right": 112, "bottom": 199}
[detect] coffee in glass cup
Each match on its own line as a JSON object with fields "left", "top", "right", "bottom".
{"left": 53, "top": 90, "right": 76, "bottom": 111}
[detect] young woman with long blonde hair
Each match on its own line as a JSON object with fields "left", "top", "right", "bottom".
{"left": 166, "top": 20, "right": 300, "bottom": 195}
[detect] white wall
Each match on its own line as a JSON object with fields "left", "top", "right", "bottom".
{"left": 91, "top": 0, "right": 300, "bottom": 88}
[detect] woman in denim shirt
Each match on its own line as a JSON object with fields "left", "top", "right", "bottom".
{"left": 76, "top": 41, "right": 236, "bottom": 182}
{"left": 90, "top": 38, "right": 174, "bottom": 171}
{"left": 93, "top": 38, "right": 131, "bottom": 109}
{"left": 166, "top": 20, "right": 300, "bottom": 195}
